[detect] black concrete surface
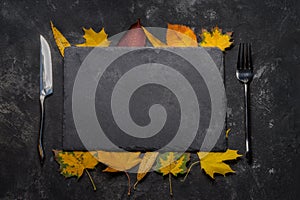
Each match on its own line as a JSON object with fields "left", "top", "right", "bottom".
{"left": 0, "top": 0, "right": 299, "bottom": 199}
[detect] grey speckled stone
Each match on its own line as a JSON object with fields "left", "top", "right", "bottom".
{"left": 0, "top": 0, "right": 299, "bottom": 199}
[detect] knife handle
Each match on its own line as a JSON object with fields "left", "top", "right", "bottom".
{"left": 38, "top": 95, "right": 45, "bottom": 165}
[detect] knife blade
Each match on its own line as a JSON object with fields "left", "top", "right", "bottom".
{"left": 38, "top": 35, "right": 53, "bottom": 164}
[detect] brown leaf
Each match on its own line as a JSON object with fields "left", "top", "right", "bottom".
{"left": 117, "top": 19, "right": 146, "bottom": 47}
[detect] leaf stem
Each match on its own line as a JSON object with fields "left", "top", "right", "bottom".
{"left": 181, "top": 161, "right": 200, "bottom": 182}
{"left": 133, "top": 180, "right": 138, "bottom": 190}
{"left": 169, "top": 173, "right": 173, "bottom": 196}
{"left": 125, "top": 171, "right": 131, "bottom": 196}
{"left": 85, "top": 169, "right": 96, "bottom": 191}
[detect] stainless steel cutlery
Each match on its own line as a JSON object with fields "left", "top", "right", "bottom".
{"left": 236, "top": 43, "right": 254, "bottom": 163}
{"left": 38, "top": 35, "right": 53, "bottom": 164}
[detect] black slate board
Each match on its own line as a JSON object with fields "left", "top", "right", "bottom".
{"left": 63, "top": 47, "right": 226, "bottom": 152}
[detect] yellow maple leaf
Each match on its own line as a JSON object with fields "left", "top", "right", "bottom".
{"left": 154, "top": 152, "right": 190, "bottom": 196}
{"left": 134, "top": 152, "right": 159, "bottom": 189}
{"left": 156, "top": 152, "right": 189, "bottom": 176}
{"left": 197, "top": 149, "right": 242, "bottom": 179}
{"left": 76, "top": 27, "right": 110, "bottom": 47}
{"left": 53, "top": 150, "right": 98, "bottom": 190}
{"left": 50, "top": 21, "right": 71, "bottom": 57}
{"left": 166, "top": 24, "right": 198, "bottom": 47}
{"left": 199, "top": 27, "right": 233, "bottom": 51}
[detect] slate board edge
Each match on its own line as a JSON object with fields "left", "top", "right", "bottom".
{"left": 62, "top": 47, "right": 227, "bottom": 152}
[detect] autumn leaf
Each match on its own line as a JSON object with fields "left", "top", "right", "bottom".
{"left": 225, "top": 128, "right": 231, "bottom": 139}
{"left": 166, "top": 24, "right": 198, "bottom": 47}
{"left": 199, "top": 27, "right": 233, "bottom": 51}
{"left": 143, "top": 24, "right": 197, "bottom": 47}
{"left": 154, "top": 152, "right": 190, "bottom": 195}
{"left": 96, "top": 151, "right": 141, "bottom": 171}
{"left": 50, "top": 21, "right": 71, "bottom": 57}
{"left": 134, "top": 152, "right": 159, "bottom": 189}
{"left": 76, "top": 27, "right": 110, "bottom": 47}
{"left": 155, "top": 152, "right": 190, "bottom": 176}
{"left": 117, "top": 19, "right": 146, "bottom": 47}
{"left": 102, "top": 166, "right": 119, "bottom": 172}
{"left": 197, "top": 149, "right": 242, "bottom": 179}
{"left": 53, "top": 150, "right": 98, "bottom": 177}
{"left": 142, "top": 27, "right": 166, "bottom": 47}
{"left": 53, "top": 150, "right": 98, "bottom": 190}
{"left": 96, "top": 151, "right": 142, "bottom": 195}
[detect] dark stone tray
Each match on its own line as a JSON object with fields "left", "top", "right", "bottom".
{"left": 63, "top": 47, "right": 226, "bottom": 152}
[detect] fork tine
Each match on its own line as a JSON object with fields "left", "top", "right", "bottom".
{"left": 247, "top": 43, "right": 252, "bottom": 70}
{"left": 237, "top": 43, "right": 242, "bottom": 69}
{"left": 242, "top": 43, "right": 245, "bottom": 69}
{"left": 243, "top": 43, "right": 247, "bottom": 69}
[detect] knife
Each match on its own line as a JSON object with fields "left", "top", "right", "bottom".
{"left": 38, "top": 35, "right": 53, "bottom": 164}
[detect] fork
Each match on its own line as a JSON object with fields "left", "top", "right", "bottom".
{"left": 236, "top": 43, "right": 254, "bottom": 164}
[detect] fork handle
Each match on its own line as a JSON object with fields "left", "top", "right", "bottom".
{"left": 244, "top": 83, "right": 252, "bottom": 164}
{"left": 38, "top": 95, "right": 45, "bottom": 165}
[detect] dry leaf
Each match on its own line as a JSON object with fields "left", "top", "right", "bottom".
{"left": 155, "top": 152, "right": 190, "bottom": 176}
{"left": 197, "top": 149, "right": 242, "bottom": 179}
{"left": 225, "top": 128, "right": 231, "bottom": 139}
{"left": 134, "top": 152, "right": 159, "bottom": 189}
{"left": 102, "top": 166, "right": 119, "bottom": 172}
{"left": 117, "top": 19, "right": 146, "bottom": 47}
{"left": 53, "top": 150, "right": 98, "bottom": 190}
{"left": 154, "top": 152, "right": 190, "bottom": 196}
{"left": 142, "top": 27, "right": 166, "bottom": 47}
{"left": 96, "top": 151, "right": 141, "bottom": 171}
{"left": 96, "top": 151, "right": 141, "bottom": 195}
{"left": 166, "top": 24, "right": 198, "bottom": 47}
{"left": 50, "top": 21, "right": 71, "bottom": 57}
{"left": 199, "top": 27, "right": 233, "bottom": 51}
{"left": 76, "top": 27, "right": 110, "bottom": 47}
{"left": 53, "top": 150, "right": 98, "bottom": 177}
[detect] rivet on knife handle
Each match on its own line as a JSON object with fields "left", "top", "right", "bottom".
{"left": 39, "top": 35, "right": 53, "bottom": 165}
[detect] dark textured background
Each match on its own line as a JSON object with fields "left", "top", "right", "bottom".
{"left": 0, "top": 0, "right": 299, "bottom": 199}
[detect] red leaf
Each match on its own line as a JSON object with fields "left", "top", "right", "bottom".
{"left": 117, "top": 19, "right": 146, "bottom": 47}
